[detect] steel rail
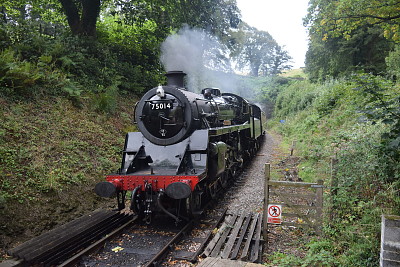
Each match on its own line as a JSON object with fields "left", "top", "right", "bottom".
{"left": 144, "top": 220, "right": 195, "bottom": 267}
{"left": 59, "top": 215, "right": 138, "bottom": 266}
{"left": 41, "top": 212, "right": 134, "bottom": 265}
{"left": 7, "top": 210, "right": 136, "bottom": 266}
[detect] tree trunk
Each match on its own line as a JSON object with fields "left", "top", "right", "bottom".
{"left": 58, "top": 0, "right": 100, "bottom": 37}
{"left": 1, "top": 7, "right": 7, "bottom": 23}
{"left": 250, "top": 63, "right": 259, "bottom": 77}
{"left": 81, "top": 0, "right": 100, "bottom": 36}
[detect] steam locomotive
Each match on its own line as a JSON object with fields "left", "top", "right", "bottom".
{"left": 95, "top": 71, "right": 266, "bottom": 223}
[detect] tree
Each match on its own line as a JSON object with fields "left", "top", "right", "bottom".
{"left": 0, "top": 0, "right": 103, "bottom": 37}
{"left": 304, "top": 0, "right": 400, "bottom": 42}
{"left": 233, "top": 24, "right": 291, "bottom": 77}
{"left": 0, "top": 0, "right": 29, "bottom": 23}
{"left": 114, "top": 0, "right": 241, "bottom": 41}
{"left": 58, "top": 0, "right": 101, "bottom": 36}
{"left": 304, "top": 0, "right": 395, "bottom": 81}
{"left": 263, "top": 45, "right": 292, "bottom": 76}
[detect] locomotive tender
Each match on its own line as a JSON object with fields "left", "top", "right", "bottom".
{"left": 95, "top": 71, "right": 266, "bottom": 223}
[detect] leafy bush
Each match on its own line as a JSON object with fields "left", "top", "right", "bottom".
{"left": 90, "top": 80, "right": 121, "bottom": 114}
{"left": 0, "top": 49, "right": 41, "bottom": 94}
{"left": 270, "top": 73, "right": 400, "bottom": 265}
{"left": 0, "top": 20, "right": 165, "bottom": 102}
{"left": 386, "top": 45, "right": 400, "bottom": 79}
{"left": 0, "top": 49, "right": 68, "bottom": 98}
{"left": 267, "top": 252, "right": 302, "bottom": 266}
{"left": 351, "top": 73, "right": 400, "bottom": 164}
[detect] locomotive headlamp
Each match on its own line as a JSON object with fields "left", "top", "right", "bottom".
{"left": 156, "top": 85, "right": 165, "bottom": 98}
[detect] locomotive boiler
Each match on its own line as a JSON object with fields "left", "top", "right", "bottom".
{"left": 95, "top": 71, "right": 266, "bottom": 223}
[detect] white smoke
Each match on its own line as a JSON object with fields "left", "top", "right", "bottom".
{"left": 161, "top": 27, "right": 204, "bottom": 90}
{"left": 161, "top": 26, "right": 244, "bottom": 95}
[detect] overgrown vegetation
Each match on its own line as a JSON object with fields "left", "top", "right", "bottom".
{"left": 264, "top": 71, "right": 399, "bottom": 266}
{"left": 304, "top": 0, "right": 400, "bottom": 82}
{"left": 261, "top": 0, "right": 400, "bottom": 264}
{"left": 0, "top": 24, "right": 164, "bottom": 102}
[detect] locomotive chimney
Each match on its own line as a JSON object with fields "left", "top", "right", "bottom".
{"left": 165, "top": 71, "right": 186, "bottom": 88}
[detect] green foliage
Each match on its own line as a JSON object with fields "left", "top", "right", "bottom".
{"left": 267, "top": 252, "right": 302, "bottom": 266}
{"left": 236, "top": 75, "right": 298, "bottom": 119}
{"left": 270, "top": 74, "right": 400, "bottom": 265}
{"left": 305, "top": 0, "right": 400, "bottom": 42}
{"left": 386, "top": 45, "right": 400, "bottom": 79}
{"left": 90, "top": 79, "right": 121, "bottom": 114}
{"left": 351, "top": 73, "right": 400, "bottom": 161}
{"left": 305, "top": 25, "right": 393, "bottom": 82}
{"left": 0, "top": 49, "right": 42, "bottom": 94}
{"left": 0, "top": 20, "right": 164, "bottom": 101}
{"left": 298, "top": 161, "right": 317, "bottom": 183}
{"left": 302, "top": 241, "right": 339, "bottom": 267}
{"left": 0, "top": 97, "right": 132, "bottom": 201}
{"left": 267, "top": 241, "right": 339, "bottom": 266}
{"left": 252, "top": 75, "right": 292, "bottom": 102}
{"left": 274, "top": 80, "right": 319, "bottom": 118}
{"left": 0, "top": 48, "right": 69, "bottom": 98}
{"left": 115, "top": 0, "right": 241, "bottom": 42}
{"left": 304, "top": 0, "right": 396, "bottom": 81}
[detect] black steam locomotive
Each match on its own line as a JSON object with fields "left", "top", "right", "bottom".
{"left": 95, "top": 71, "right": 266, "bottom": 223}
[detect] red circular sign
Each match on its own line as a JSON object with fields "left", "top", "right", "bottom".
{"left": 268, "top": 205, "right": 281, "bottom": 217}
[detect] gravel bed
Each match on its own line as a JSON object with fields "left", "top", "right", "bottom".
{"left": 221, "top": 133, "right": 280, "bottom": 215}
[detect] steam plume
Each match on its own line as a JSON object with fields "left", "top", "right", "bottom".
{"left": 161, "top": 26, "right": 242, "bottom": 94}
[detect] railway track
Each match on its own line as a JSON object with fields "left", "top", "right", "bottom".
{"left": 78, "top": 208, "right": 227, "bottom": 267}
{"left": 3, "top": 164, "right": 264, "bottom": 267}
{"left": 3, "top": 207, "right": 263, "bottom": 267}
{"left": 4, "top": 209, "right": 135, "bottom": 266}
{"left": 77, "top": 176, "right": 242, "bottom": 266}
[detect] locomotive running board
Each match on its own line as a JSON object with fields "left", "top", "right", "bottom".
{"left": 209, "top": 123, "right": 250, "bottom": 136}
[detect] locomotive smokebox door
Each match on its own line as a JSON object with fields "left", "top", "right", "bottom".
{"left": 165, "top": 182, "right": 191, "bottom": 199}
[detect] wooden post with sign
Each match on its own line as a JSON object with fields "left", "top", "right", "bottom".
{"left": 263, "top": 163, "right": 270, "bottom": 242}
{"left": 263, "top": 163, "right": 324, "bottom": 237}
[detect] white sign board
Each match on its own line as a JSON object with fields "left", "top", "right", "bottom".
{"left": 267, "top": 204, "right": 282, "bottom": 224}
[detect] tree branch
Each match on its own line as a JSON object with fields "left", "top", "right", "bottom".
{"left": 343, "top": 13, "right": 400, "bottom": 22}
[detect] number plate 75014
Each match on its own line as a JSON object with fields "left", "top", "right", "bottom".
{"left": 150, "top": 102, "right": 173, "bottom": 110}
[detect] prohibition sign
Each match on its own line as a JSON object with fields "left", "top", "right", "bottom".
{"left": 267, "top": 204, "right": 282, "bottom": 224}
{"left": 268, "top": 205, "right": 281, "bottom": 217}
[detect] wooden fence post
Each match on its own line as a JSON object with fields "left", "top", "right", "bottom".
{"left": 290, "top": 140, "right": 297, "bottom": 156}
{"left": 263, "top": 163, "right": 270, "bottom": 243}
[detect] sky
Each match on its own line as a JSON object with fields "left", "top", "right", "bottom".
{"left": 236, "top": 0, "right": 310, "bottom": 68}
